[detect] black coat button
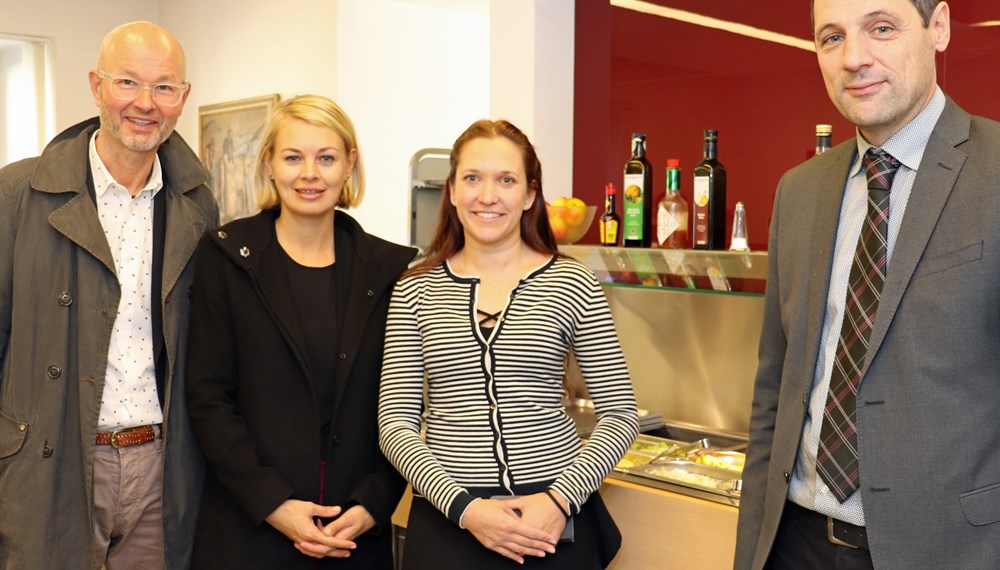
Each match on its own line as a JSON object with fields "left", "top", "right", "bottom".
{"left": 332, "top": 434, "right": 342, "bottom": 446}
{"left": 57, "top": 292, "right": 73, "bottom": 306}
{"left": 47, "top": 365, "right": 62, "bottom": 379}
{"left": 42, "top": 441, "right": 53, "bottom": 458}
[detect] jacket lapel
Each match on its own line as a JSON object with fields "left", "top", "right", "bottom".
{"left": 800, "top": 145, "right": 855, "bottom": 397}
{"left": 327, "top": 220, "right": 388, "bottom": 426}
{"left": 48, "top": 193, "right": 117, "bottom": 275}
{"left": 863, "top": 102, "right": 969, "bottom": 369}
{"left": 161, "top": 190, "right": 211, "bottom": 299}
{"left": 254, "top": 235, "right": 314, "bottom": 380}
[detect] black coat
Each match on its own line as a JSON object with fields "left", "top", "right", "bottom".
{"left": 185, "top": 209, "right": 416, "bottom": 569}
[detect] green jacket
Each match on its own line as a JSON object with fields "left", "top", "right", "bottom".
{"left": 0, "top": 117, "right": 219, "bottom": 569}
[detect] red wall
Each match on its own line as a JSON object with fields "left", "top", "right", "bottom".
{"left": 574, "top": 1, "right": 1000, "bottom": 250}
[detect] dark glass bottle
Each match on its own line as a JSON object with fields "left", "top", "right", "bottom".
{"left": 623, "top": 133, "right": 653, "bottom": 248}
{"left": 693, "top": 129, "right": 727, "bottom": 250}
{"left": 599, "top": 183, "right": 621, "bottom": 247}
{"left": 815, "top": 124, "right": 832, "bottom": 155}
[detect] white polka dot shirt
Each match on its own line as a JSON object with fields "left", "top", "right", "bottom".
{"left": 89, "top": 131, "right": 164, "bottom": 431}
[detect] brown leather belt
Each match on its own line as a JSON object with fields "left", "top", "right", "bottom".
{"left": 95, "top": 425, "right": 158, "bottom": 448}
{"left": 788, "top": 501, "right": 869, "bottom": 550}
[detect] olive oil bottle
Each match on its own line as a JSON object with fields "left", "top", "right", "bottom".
{"left": 623, "top": 133, "right": 653, "bottom": 248}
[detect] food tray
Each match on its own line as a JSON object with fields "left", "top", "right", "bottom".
{"left": 692, "top": 451, "right": 745, "bottom": 472}
{"left": 629, "top": 434, "right": 694, "bottom": 456}
{"left": 627, "top": 460, "right": 742, "bottom": 496}
{"left": 614, "top": 434, "right": 697, "bottom": 472}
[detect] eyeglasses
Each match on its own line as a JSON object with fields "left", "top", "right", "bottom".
{"left": 95, "top": 69, "right": 190, "bottom": 107}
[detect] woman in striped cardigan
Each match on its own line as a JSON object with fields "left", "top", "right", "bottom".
{"left": 378, "top": 119, "right": 639, "bottom": 569}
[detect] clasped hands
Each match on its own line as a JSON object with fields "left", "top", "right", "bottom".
{"left": 462, "top": 491, "right": 569, "bottom": 564}
{"left": 265, "top": 499, "right": 376, "bottom": 559}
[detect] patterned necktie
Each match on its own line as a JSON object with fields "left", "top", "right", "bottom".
{"left": 817, "top": 148, "right": 900, "bottom": 502}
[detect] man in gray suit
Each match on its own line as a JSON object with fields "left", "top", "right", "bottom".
{"left": 736, "top": 0, "right": 1000, "bottom": 568}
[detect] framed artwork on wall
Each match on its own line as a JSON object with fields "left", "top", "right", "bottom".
{"left": 199, "top": 94, "right": 280, "bottom": 223}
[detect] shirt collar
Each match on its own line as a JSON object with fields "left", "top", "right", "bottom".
{"left": 88, "top": 130, "right": 164, "bottom": 198}
{"left": 851, "top": 86, "right": 946, "bottom": 177}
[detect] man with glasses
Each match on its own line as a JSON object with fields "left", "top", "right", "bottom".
{"left": 0, "top": 21, "right": 217, "bottom": 569}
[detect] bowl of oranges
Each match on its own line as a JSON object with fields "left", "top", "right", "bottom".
{"left": 546, "top": 197, "right": 596, "bottom": 245}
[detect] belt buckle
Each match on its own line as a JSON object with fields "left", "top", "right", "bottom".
{"left": 109, "top": 428, "right": 127, "bottom": 449}
{"left": 827, "top": 516, "right": 859, "bottom": 549}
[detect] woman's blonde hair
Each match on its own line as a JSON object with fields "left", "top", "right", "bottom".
{"left": 254, "top": 94, "right": 365, "bottom": 210}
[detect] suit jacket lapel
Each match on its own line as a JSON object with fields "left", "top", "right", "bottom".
{"left": 801, "top": 145, "right": 856, "bottom": 397}
{"left": 863, "top": 102, "right": 970, "bottom": 370}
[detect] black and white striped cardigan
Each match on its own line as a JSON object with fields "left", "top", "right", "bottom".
{"left": 378, "top": 255, "right": 639, "bottom": 525}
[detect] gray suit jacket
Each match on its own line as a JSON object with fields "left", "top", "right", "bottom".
{"left": 735, "top": 97, "right": 1000, "bottom": 569}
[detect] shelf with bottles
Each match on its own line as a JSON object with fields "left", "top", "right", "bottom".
{"left": 560, "top": 244, "right": 767, "bottom": 296}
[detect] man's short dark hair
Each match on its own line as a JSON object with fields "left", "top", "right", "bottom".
{"left": 811, "top": 0, "right": 942, "bottom": 31}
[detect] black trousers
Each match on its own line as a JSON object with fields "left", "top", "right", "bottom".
{"left": 765, "top": 502, "right": 874, "bottom": 570}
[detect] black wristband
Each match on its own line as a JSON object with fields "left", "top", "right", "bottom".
{"left": 544, "top": 489, "right": 571, "bottom": 520}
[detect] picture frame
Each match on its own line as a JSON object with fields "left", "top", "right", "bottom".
{"left": 199, "top": 94, "right": 280, "bottom": 223}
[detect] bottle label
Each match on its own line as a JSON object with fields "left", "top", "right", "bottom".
{"left": 600, "top": 219, "right": 619, "bottom": 246}
{"left": 657, "top": 203, "right": 679, "bottom": 245}
{"left": 623, "top": 174, "right": 645, "bottom": 241}
{"left": 693, "top": 175, "right": 710, "bottom": 246}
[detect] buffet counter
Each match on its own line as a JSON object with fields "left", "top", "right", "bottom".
{"left": 391, "top": 472, "right": 738, "bottom": 570}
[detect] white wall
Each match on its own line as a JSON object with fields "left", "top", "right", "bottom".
{"left": 161, "top": 0, "right": 489, "bottom": 244}
{"left": 490, "top": 0, "right": 575, "bottom": 200}
{"left": 0, "top": 0, "right": 158, "bottom": 133}
{"left": 4, "top": 0, "right": 575, "bottom": 246}
{"left": 335, "top": 0, "right": 489, "bottom": 243}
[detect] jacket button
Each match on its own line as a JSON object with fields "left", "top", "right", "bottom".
{"left": 783, "top": 470, "right": 790, "bottom": 482}
{"left": 47, "top": 365, "right": 62, "bottom": 379}
{"left": 42, "top": 441, "right": 53, "bottom": 458}
{"left": 367, "top": 289, "right": 374, "bottom": 297}
{"left": 332, "top": 434, "right": 342, "bottom": 446}
{"left": 57, "top": 292, "right": 73, "bottom": 306}
{"left": 188, "top": 285, "right": 194, "bottom": 299}
{"left": 339, "top": 353, "right": 347, "bottom": 360}
{"left": 217, "top": 230, "right": 228, "bottom": 239}
{"left": 18, "top": 424, "right": 26, "bottom": 431}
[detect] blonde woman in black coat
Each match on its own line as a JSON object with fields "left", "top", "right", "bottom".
{"left": 185, "top": 95, "right": 416, "bottom": 568}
